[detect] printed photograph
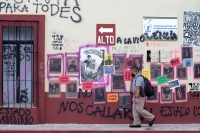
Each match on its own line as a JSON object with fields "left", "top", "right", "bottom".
{"left": 124, "top": 58, "right": 133, "bottom": 68}
{"left": 182, "top": 58, "right": 194, "bottom": 67}
{"left": 49, "top": 80, "right": 60, "bottom": 97}
{"left": 131, "top": 56, "right": 143, "bottom": 71}
{"left": 175, "top": 85, "right": 187, "bottom": 101}
{"left": 150, "top": 64, "right": 161, "bottom": 80}
{"left": 104, "top": 54, "right": 113, "bottom": 65}
{"left": 163, "top": 64, "right": 174, "bottom": 80}
{"left": 67, "top": 56, "right": 79, "bottom": 74}
{"left": 93, "top": 86, "right": 106, "bottom": 104}
{"left": 194, "top": 64, "right": 200, "bottom": 78}
{"left": 176, "top": 66, "right": 187, "bottom": 80}
{"left": 168, "top": 79, "right": 180, "bottom": 89}
{"left": 147, "top": 50, "right": 151, "bottom": 62}
{"left": 147, "top": 86, "right": 158, "bottom": 101}
{"left": 119, "top": 93, "right": 131, "bottom": 111}
{"left": 80, "top": 47, "right": 107, "bottom": 83}
{"left": 66, "top": 81, "right": 78, "bottom": 98}
{"left": 182, "top": 47, "right": 193, "bottom": 60}
{"left": 113, "top": 55, "right": 125, "bottom": 72}
{"left": 49, "top": 58, "right": 62, "bottom": 74}
{"left": 112, "top": 75, "right": 125, "bottom": 92}
{"left": 161, "top": 87, "right": 172, "bottom": 102}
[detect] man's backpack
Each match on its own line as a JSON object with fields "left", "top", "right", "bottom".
{"left": 135, "top": 75, "right": 155, "bottom": 97}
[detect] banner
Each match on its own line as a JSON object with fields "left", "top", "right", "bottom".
{"left": 143, "top": 17, "right": 178, "bottom": 41}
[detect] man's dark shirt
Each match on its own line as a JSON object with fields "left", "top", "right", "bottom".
{"left": 51, "top": 65, "right": 61, "bottom": 72}
{"left": 105, "top": 59, "right": 112, "bottom": 65}
{"left": 68, "top": 64, "right": 77, "bottom": 71}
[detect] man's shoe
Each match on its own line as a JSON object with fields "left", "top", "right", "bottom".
{"left": 149, "top": 117, "right": 156, "bottom": 127}
{"left": 129, "top": 124, "right": 141, "bottom": 128}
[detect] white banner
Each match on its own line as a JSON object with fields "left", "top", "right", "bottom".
{"left": 143, "top": 17, "right": 178, "bottom": 41}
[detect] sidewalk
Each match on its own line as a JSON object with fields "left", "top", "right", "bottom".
{"left": 0, "top": 124, "right": 199, "bottom": 132}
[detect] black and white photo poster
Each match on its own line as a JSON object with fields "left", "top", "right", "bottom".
{"left": 183, "top": 11, "right": 200, "bottom": 46}
{"left": 168, "top": 79, "right": 180, "bottom": 89}
{"left": 80, "top": 46, "right": 107, "bottom": 84}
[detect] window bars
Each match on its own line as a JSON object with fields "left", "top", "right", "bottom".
{"left": 1, "top": 20, "right": 39, "bottom": 108}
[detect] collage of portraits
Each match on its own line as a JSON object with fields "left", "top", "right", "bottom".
{"left": 46, "top": 11, "right": 200, "bottom": 111}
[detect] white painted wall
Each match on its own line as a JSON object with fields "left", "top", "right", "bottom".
{"left": 0, "top": 0, "right": 200, "bottom": 94}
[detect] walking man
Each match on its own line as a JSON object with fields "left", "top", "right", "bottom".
{"left": 129, "top": 66, "right": 156, "bottom": 128}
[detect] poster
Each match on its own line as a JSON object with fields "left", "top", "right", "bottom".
{"left": 112, "top": 74, "right": 124, "bottom": 92}
{"left": 156, "top": 75, "right": 168, "bottom": 85}
{"left": 49, "top": 80, "right": 60, "bottom": 97}
{"left": 151, "top": 50, "right": 160, "bottom": 62}
{"left": 119, "top": 93, "right": 131, "bottom": 111}
{"left": 104, "top": 54, "right": 113, "bottom": 65}
{"left": 107, "top": 93, "right": 118, "bottom": 102}
{"left": 175, "top": 85, "right": 187, "bottom": 102}
{"left": 168, "top": 79, "right": 180, "bottom": 89}
{"left": 176, "top": 66, "right": 187, "bottom": 80}
{"left": 80, "top": 46, "right": 107, "bottom": 84}
{"left": 143, "top": 17, "right": 178, "bottom": 41}
{"left": 66, "top": 55, "right": 79, "bottom": 74}
{"left": 182, "top": 58, "right": 194, "bottom": 67}
{"left": 150, "top": 64, "right": 161, "bottom": 80}
{"left": 124, "top": 70, "right": 132, "bottom": 81}
{"left": 161, "top": 87, "right": 172, "bottom": 102}
{"left": 58, "top": 75, "right": 70, "bottom": 85}
{"left": 124, "top": 58, "right": 133, "bottom": 68}
{"left": 142, "top": 68, "right": 151, "bottom": 80}
{"left": 160, "top": 50, "right": 171, "bottom": 62}
{"left": 183, "top": 11, "right": 200, "bottom": 46}
{"left": 66, "top": 80, "right": 78, "bottom": 98}
{"left": 170, "top": 57, "right": 181, "bottom": 67}
{"left": 82, "top": 82, "right": 93, "bottom": 90}
{"left": 93, "top": 86, "right": 106, "bottom": 104}
{"left": 114, "top": 55, "right": 125, "bottom": 72}
{"left": 104, "top": 66, "right": 115, "bottom": 74}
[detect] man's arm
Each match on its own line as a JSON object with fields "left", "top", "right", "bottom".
{"left": 135, "top": 77, "right": 143, "bottom": 98}
{"left": 135, "top": 86, "right": 140, "bottom": 98}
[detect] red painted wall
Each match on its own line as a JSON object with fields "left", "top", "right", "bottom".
{"left": 45, "top": 92, "right": 200, "bottom": 124}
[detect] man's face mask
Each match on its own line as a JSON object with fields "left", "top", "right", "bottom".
{"left": 131, "top": 74, "right": 135, "bottom": 77}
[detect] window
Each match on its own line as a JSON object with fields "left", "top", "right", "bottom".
{"left": 1, "top": 21, "right": 39, "bottom": 108}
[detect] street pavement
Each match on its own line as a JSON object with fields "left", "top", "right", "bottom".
{"left": 0, "top": 124, "right": 199, "bottom": 131}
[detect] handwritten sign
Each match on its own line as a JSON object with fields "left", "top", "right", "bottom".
{"left": 168, "top": 79, "right": 180, "bottom": 89}
{"left": 183, "top": 58, "right": 194, "bottom": 67}
{"left": 189, "top": 82, "right": 200, "bottom": 92}
{"left": 82, "top": 82, "right": 93, "bottom": 90}
{"left": 194, "top": 47, "right": 200, "bottom": 62}
{"left": 124, "top": 58, "right": 133, "bottom": 68}
{"left": 142, "top": 68, "right": 151, "bottom": 80}
{"left": 151, "top": 50, "right": 160, "bottom": 62}
{"left": 107, "top": 93, "right": 118, "bottom": 102}
{"left": 160, "top": 50, "right": 171, "bottom": 62}
{"left": 170, "top": 57, "right": 181, "bottom": 67}
{"left": 156, "top": 75, "right": 168, "bottom": 85}
{"left": 124, "top": 70, "right": 132, "bottom": 81}
{"left": 58, "top": 75, "right": 70, "bottom": 85}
